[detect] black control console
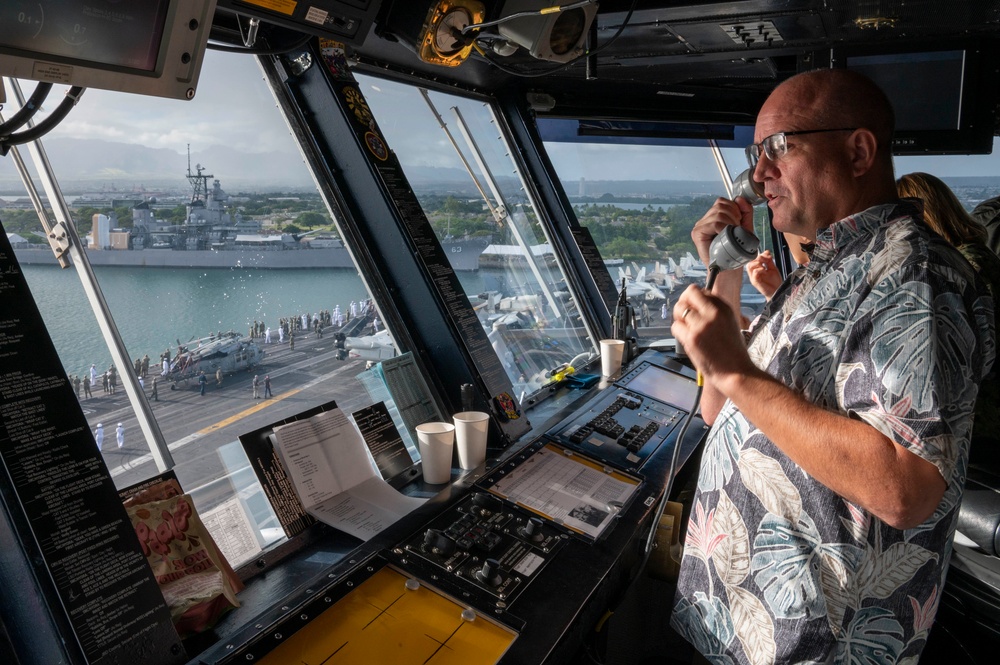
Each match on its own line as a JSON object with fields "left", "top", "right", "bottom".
{"left": 546, "top": 353, "right": 702, "bottom": 471}
{"left": 552, "top": 389, "right": 684, "bottom": 465}
{"left": 388, "top": 490, "right": 567, "bottom": 608}
{"left": 197, "top": 349, "right": 707, "bottom": 665}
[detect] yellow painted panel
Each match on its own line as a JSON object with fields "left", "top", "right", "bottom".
{"left": 237, "top": 0, "right": 297, "bottom": 17}
{"left": 259, "top": 567, "right": 516, "bottom": 665}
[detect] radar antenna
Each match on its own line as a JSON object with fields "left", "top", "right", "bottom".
{"left": 186, "top": 144, "right": 213, "bottom": 204}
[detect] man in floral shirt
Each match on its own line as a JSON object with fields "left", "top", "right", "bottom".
{"left": 669, "top": 69, "right": 995, "bottom": 664}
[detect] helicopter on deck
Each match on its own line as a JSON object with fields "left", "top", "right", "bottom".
{"left": 164, "top": 331, "right": 265, "bottom": 388}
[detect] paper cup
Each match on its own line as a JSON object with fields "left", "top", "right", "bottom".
{"left": 416, "top": 422, "right": 456, "bottom": 484}
{"left": 600, "top": 339, "right": 626, "bottom": 377}
{"left": 453, "top": 411, "right": 490, "bottom": 470}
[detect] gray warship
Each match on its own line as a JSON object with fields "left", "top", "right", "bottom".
{"left": 10, "top": 157, "right": 491, "bottom": 271}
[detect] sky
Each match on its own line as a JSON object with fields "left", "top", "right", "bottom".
{"left": 9, "top": 47, "right": 1000, "bottom": 184}
{"left": 41, "top": 51, "right": 294, "bottom": 155}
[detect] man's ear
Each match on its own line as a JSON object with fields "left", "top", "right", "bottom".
{"left": 848, "top": 128, "right": 879, "bottom": 176}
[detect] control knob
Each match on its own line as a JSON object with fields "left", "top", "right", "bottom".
{"left": 519, "top": 517, "right": 545, "bottom": 543}
{"left": 471, "top": 492, "right": 503, "bottom": 516}
{"left": 422, "top": 528, "right": 456, "bottom": 556}
{"left": 475, "top": 558, "right": 503, "bottom": 588}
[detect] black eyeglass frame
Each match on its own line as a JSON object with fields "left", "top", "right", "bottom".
{"left": 745, "top": 128, "right": 859, "bottom": 167}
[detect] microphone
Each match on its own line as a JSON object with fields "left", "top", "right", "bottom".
{"left": 702, "top": 169, "right": 763, "bottom": 289}
{"left": 676, "top": 171, "right": 763, "bottom": 373}
{"left": 709, "top": 225, "right": 760, "bottom": 275}
{"left": 732, "top": 168, "right": 766, "bottom": 205}
{"left": 685, "top": 201, "right": 761, "bottom": 380}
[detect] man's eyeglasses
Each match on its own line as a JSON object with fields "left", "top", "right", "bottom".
{"left": 745, "top": 128, "right": 858, "bottom": 168}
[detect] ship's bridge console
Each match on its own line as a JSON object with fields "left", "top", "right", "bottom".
{"left": 545, "top": 356, "right": 703, "bottom": 472}
{"left": 190, "top": 348, "right": 708, "bottom": 664}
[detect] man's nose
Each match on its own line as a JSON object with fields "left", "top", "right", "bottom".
{"left": 753, "top": 152, "right": 775, "bottom": 182}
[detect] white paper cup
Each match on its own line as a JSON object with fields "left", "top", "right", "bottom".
{"left": 416, "top": 422, "right": 456, "bottom": 484}
{"left": 453, "top": 411, "right": 490, "bottom": 470}
{"left": 600, "top": 339, "right": 626, "bottom": 377}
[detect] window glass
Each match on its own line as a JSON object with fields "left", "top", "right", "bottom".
{"left": 357, "top": 76, "right": 595, "bottom": 397}
{"left": 896, "top": 151, "right": 1000, "bottom": 212}
{"left": 541, "top": 140, "right": 771, "bottom": 333}
{"left": 2, "top": 52, "right": 391, "bottom": 568}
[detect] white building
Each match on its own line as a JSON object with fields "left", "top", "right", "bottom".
{"left": 91, "top": 213, "right": 112, "bottom": 249}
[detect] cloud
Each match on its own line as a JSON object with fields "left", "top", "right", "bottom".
{"left": 37, "top": 50, "right": 293, "bottom": 156}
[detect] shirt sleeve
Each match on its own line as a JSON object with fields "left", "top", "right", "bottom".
{"left": 839, "top": 266, "right": 986, "bottom": 485}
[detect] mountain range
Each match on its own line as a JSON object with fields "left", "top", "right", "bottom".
{"left": 0, "top": 137, "right": 727, "bottom": 200}
{"left": 2, "top": 137, "right": 998, "bottom": 201}
{"left": 0, "top": 138, "right": 517, "bottom": 195}
{"left": 0, "top": 138, "right": 316, "bottom": 193}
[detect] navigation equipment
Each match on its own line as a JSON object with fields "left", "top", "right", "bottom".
{"left": 0, "top": 0, "right": 216, "bottom": 100}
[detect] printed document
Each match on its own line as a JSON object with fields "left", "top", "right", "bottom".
{"left": 272, "top": 408, "right": 424, "bottom": 540}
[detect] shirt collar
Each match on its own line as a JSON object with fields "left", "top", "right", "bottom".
{"left": 810, "top": 200, "right": 920, "bottom": 263}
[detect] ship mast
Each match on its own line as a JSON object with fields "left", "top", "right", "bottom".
{"left": 186, "top": 144, "right": 212, "bottom": 205}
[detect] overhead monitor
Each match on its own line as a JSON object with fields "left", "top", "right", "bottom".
{"left": 832, "top": 41, "right": 998, "bottom": 155}
{"left": 0, "top": 0, "right": 216, "bottom": 101}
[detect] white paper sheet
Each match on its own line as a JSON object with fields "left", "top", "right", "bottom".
{"left": 272, "top": 408, "right": 425, "bottom": 540}
{"left": 491, "top": 445, "right": 639, "bottom": 539}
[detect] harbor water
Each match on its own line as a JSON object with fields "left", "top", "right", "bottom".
{"left": 20, "top": 264, "right": 485, "bottom": 378}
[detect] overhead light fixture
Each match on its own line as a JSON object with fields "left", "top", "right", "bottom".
{"left": 497, "top": 0, "right": 598, "bottom": 63}
{"left": 381, "top": 0, "right": 485, "bottom": 67}
{"left": 854, "top": 16, "right": 899, "bottom": 30}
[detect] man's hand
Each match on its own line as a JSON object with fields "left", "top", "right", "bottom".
{"left": 671, "top": 284, "right": 754, "bottom": 381}
{"left": 746, "top": 250, "right": 782, "bottom": 301}
{"left": 671, "top": 285, "right": 758, "bottom": 423}
{"left": 692, "top": 196, "right": 756, "bottom": 267}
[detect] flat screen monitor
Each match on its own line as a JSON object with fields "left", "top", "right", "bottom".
{"left": 620, "top": 362, "right": 693, "bottom": 410}
{"left": 833, "top": 41, "right": 997, "bottom": 155}
{"left": 847, "top": 50, "right": 964, "bottom": 132}
{"left": 0, "top": 0, "right": 216, "bottom": 100}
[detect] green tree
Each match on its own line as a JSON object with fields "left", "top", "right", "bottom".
{"left": 295, "top": 211, "right": 328, "bottom": 228}
{"left": 113, "top": 206, "right": 134, "bottom": 228}
{"left": 604, "top": 238, "right": 657, "bottom": 261}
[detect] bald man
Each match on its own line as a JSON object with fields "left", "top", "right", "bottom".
{"left": 669, "top": 69, "right": 994, "bottom": 663}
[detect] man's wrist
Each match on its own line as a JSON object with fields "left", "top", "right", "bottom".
{"left": 715, "top": 364, "right": 763, "bottom": 402}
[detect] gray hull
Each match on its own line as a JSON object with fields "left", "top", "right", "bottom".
{"left": 13, "top": 236, "right": 491, "bottom": 271}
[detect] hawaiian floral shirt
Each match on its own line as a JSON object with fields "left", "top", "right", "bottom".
{"left": 671, "top": 202, "right": 995, "bottom": 664}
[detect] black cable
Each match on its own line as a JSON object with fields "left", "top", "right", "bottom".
{"left": 705, "top": 265, "right": 721, "bottom": 291}
{"left": 470, "top": 0, "right": 639, "bottom": 79}
{"left": 461, "top": 0, "right": 597, "bottom": 34}
{"left": 639, "top": 265, "right": 719, "bottom": 570}
{"left": 0, "top": 82, "right": 53, "bottom": 137}
{"left": 0, "top": 86, "right": 85, "bottom": 155}
{"left": 640, "top": 380, "right": 702, "bottom": 565}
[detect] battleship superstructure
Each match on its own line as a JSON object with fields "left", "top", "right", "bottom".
{"left": 11, "top": 157, "right": 491, "bottom": 270}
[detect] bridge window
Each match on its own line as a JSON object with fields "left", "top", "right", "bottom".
{"left": 357, "top": 75, "right": 596, "bottom": 397}
{"left": 3, "top": 51, "right": 392, "bottom": 570}
{"left": 540, "top": 135, "right": 772, "bottom": 334}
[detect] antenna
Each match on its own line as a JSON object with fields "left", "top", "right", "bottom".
{"left": 185, "top": 144, "right": 212, "bottom": 204}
